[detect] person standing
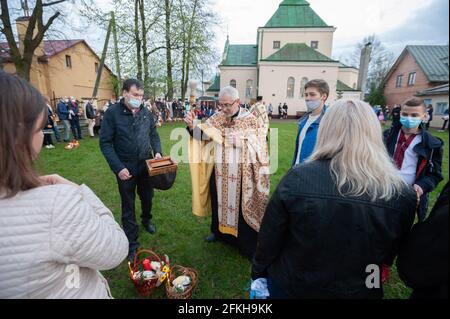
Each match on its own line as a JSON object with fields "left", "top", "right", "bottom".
{"left": 56, "top": 97, "right": 71, "bottom": 142}
{"left": 252, "top": 99, "right": 416, "bottom": 299}
{"left": 282, "top": 103, "right": 288, "bottom": 119}
{"left": 383, "top": 98, "right": 443, "bottom": 222}
{"left": 46, "top": 101, "right": 61, "bottom": 142}
{"left": 292, "top": 79, "right": 329, "bottom": 166}
{"left": 397, "top": 182, "right": 449, "bottom": 299}
{"left": 425, "top": 104, "right": 434, "bottom": 130}
{"left": 185, "top": 86, "right": 270, "bottom": 260}
{"left": 68, "top": 97, "right": 82, "bottom": 140}
{"left": 267, "top": 103, "right": 273, "bottom": 119}
{"left": 0, "top": 71, "right": 128, "bottom": 298}
{"left": 249, "top": 96, "right": 270, "bottom": 138}
{"left": 100, "top": 79, "right": 162, "bottom": 262}
{"left": 86, "top": 99, "right": 97, "bottom": 138}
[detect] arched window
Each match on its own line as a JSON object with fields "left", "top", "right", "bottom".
{"left": 300, "top": 77, "right": 308, "bottom": 97}
{"left": 230, "top": 79, "right": 237, "bottom": 88}
{"left": 246, "top": 79, "right": 253, "bottom": 98}
{"left": 287, "top": 77, "right": 295, "bottom": 98}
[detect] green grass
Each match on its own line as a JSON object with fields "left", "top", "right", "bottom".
{"left": 36, "top": 122, "right": 448, "bottom": 299}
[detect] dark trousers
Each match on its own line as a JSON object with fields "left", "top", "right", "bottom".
{"left": 267, "top": 277, "right": 289, "bottom": 299}
{"left": 43, "top": 132, "right": 53, "bottom": 145}
{"left": 116, "top": 166, "right": 154, "bottom": 252}
{"left": 442, "top": 120, "right": 448, "bottom": 130}
{"left": 70, "top": 117, "right": 82, "bottom": 139}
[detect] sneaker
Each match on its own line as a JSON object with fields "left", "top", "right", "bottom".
{"left": 128, "top": 248, "right": 138, "bottom": 263}
{"left": 64, "top": 142, "right": 74, "bottom": 150}
{"left": 45, "top": 145, "right": 51, "bottom": 149}
{"left": 142, "top": 222, "right": 156, "bottom": 234}
{"left": 48, "top": 144, "right": 55, "bottom": 149}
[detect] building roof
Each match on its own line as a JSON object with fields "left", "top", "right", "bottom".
{"left": 386, "top": 45, "right": 449, "bottom": 83}
{"left": 338, "top": 62, "right": 359, "bottom": 70}
{"left": 206, "top": 74, "right": 220, "bottom": 92}
{"left": 336, "top": 80, "right": 359, "bottom": 91}
{"left": 264, "top": 0, "right": 331, "bottom": 28}
{"left": 415, "top": 83, "right": 449, "bottom": 96}
{"left": 0, "top": 39, "right": 114, "bottom": 75}
{"left": 220, "top": 44, "right": 258, "bottom": 67}
{"left": 262, "top": 43, "right": 338, "bottom": 63}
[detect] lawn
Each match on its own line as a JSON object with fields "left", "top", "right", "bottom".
{"left": 36, "top": 121, "right": 448, "bottom": 299}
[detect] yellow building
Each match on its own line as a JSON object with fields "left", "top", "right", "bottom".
{"left": 0, "top": 16, "right": 117, "bottom": 109}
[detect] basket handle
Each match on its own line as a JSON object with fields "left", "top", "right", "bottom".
{"left": 133, "top": 249, "right": 162, "bottom": 268}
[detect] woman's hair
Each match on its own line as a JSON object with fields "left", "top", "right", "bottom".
{"left": 0, "top": 71, "right": 47, "bottom": 198}
{"left": 307, "top": 99, "right": 407, "bottom": 201}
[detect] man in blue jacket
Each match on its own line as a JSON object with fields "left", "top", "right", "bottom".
{"left": 292, "top": 79, "right": 329, "bottom": 166}
{"left": 100, "top": 79, "right": 162, "bottom": 261}
{"left": 56, "top": 97, "right": 71, "bottom": 142}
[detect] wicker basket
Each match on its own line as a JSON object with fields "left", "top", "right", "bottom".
{"left": 129, "top": 249, "right": 169, "bottom": 297}
{"left": 165, "top": 265, "right": 198, "bottom": 299}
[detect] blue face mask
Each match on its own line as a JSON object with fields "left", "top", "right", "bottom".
{"left": 400, "top": 116, "right": 422, "bottom": 129}
{"left": 128, "top": 98, "right": 141, "bottom": 109}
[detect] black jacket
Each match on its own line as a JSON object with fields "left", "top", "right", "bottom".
{"left": 86, "top": 102, "right": 96, "bottom": 119}
{"left": 99, "top": 100, "right": 162, "bottom": 175}
{"left": 252, "top": 160, "right": 416, "bottom": 299}
{"left": 383, "top": 122, "right": 444, "bottom": 219}
{"left": 396, "top": 182, "right": 449, "bottom": 299}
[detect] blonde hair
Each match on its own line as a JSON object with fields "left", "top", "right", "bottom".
{"left": 307, "top": 99, "right": 406, "bottom": 201}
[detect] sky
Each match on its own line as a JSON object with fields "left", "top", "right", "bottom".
{"left": 11, "top": 0, "right": 446, "bottom": 75}
{"left": 81, "top": 0, "right": 448, "bottom": 62}
{"left": 212, "top": 0, "right": 449, "bottom": 60}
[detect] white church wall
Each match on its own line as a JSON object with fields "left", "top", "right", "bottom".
{"left": 219, "top": 67, "right": 258, "bottom": 103}
{"left": 258, "top": 28, "right": 335, "bottom": 60}
{"left": 258, "top": 62, "right": 340, "bottom": 116}
{"left": 338, "top": 68, "right": 359, "bottom": 89}
{"left": 340, "top": 91, "right": 362, "bottom": 100}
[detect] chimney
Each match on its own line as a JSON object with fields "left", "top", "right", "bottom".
{"left": 357, "top": 42, "right": 372, "bottom": 100}
{"left": 15, "top": 16, "right": 45, "bottom": 57}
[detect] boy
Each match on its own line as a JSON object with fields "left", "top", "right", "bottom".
{"left": 292, "top": 79, "right": 329, "bottom": 166}
{"left": 384, "top": 98, "right": 443, "bottom": 221}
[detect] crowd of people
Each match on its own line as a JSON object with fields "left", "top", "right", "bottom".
{"left": 0, "top": 71, "right": 447, "bottom": 299}
{"left": 41, "top": 97, "right": 114, "bottom": 150}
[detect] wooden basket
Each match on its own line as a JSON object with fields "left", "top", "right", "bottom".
{"left": 129, "top": 249, "right": 168, "bottom": 297}
{"left": 145, "top": 157, "right": 178, "bottom": 190}
{"left": 146, "top": 156, "right": 177, "bottom": 177}
{"left": 165, "top": 265, "right": 198, "bottom": 299}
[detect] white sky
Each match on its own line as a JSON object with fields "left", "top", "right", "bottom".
{"left": 75, "top": 0, "right": 448, "bottom": 70}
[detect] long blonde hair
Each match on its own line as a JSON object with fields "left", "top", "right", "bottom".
{"left": 307, "top": 99, "right": 406, "bottom": 201}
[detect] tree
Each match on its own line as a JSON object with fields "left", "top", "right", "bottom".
{"left": 164, "top": 0, "right": 174, "bottom": 101}
{"left": 366, "top": 82, "right": 386, "bottom": 107}
{"left": 0, "top": 0, "right": 68, "bottom": 81}
{"left": 341, "top": 34, "right": 395, "bottom": 92}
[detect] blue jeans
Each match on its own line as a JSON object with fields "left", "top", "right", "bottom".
{"left": 62, "top": 120, "right": 71, "bottom": 141}
{"left": 52, "top": 124, "right": 61, "bottom": 141}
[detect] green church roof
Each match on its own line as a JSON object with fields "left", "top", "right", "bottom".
{"left": 262, "top": 43, "right": 337, "bottom": 63}
{"left": 336, "top": 80, "right": 358, "bottom": 91}
{"left": 220, "top": 44, "right": 258, "bottom": 67}
{"left": 264, "top": 0, "right": 331, "bottom": 28}
{"left": 206, "top": 74, "right": 220, "bottom": 92}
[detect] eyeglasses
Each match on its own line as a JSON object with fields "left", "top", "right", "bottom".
{"left": 218, "top": 99, "right": 237, "bottom": 109}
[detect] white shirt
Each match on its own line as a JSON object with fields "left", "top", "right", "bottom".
{"left": 295, "top": 114, "right": 320, "bottom": 165}
{"left": 395, "top": 131, "right": 422, "bottom": 186}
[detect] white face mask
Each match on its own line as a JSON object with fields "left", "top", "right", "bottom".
{"left": 306, "top": 99, "right": 322, "bottom": 112}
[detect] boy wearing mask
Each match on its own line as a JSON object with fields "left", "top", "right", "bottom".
{"left": 384, "top": 98, "right": 443, "bottom": 222}
{"left": 292, "top": 79, "right": 329, "bottom": 165}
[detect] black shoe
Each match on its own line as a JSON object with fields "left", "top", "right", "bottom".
{"left": 142, "top": 223, "right": 156, "bottom": 234}
{"left": 205, "top": 233, "right": 217, "bottom": 243}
